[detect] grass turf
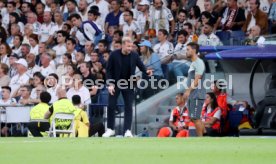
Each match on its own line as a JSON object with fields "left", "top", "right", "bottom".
{"left": 0, "top": 137, "right": 276, "bottom": 164}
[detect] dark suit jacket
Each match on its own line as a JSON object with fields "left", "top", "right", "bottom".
{"left": 106, "top": 49, "right": 147, "bottom": 86}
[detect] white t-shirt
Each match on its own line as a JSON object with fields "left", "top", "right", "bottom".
{"left": 198, "top": 33, "right": 223, "bottom": 46}
{"left": 119, "top": 8, "right": 140, "bottom": 26}
{"left": 39, "top": 22, "right": 55, "bottom": 42}
{"left": 32, "top": 22, "right": 42, "bottom": 35}
{"left": 53, "top": 44, "right": 67, "bottom": 64}
{"left": 40, "top": 65, "right": 56, "bottom": 77}
{"left": 47, "top": 86, "right": 59, "bottom": 104}
{"left": 9, "top": 73, "right": 30, "bottom": 96}
{"left": 49, "top": 23, "right": 64, "bottom": 36}
{"left": 30, "top": 45, "right": 39, "bottom": 56}
{"left": 27, "top": 65, "right": 41, "bottom": 77}
{"left": 0, "top": 98, "right": 17, "bottom": 105}
{"left": 260, "top": 0, "right": 270, "bottom": 13}
{"left": 153, "top": 41, "right": 174, "bottom": 59}
{"left": 149, "top": 7, "right": 174, "bottom": 32}
{"left": 136, "top": 12, "right": 148, "bottom": 34}
{"left": 122, "top": 21, "right": 141, "bottom": 36}
{"left": 67, "top": 86, "right": 91, "bottom": 104}
{"left": 173, "top": 42, "right": 190, "bottom": 65}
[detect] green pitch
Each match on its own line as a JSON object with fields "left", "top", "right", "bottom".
{"left": 1, "top": 138, "right": 276, "bottom": 164}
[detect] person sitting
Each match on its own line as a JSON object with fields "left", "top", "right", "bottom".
{"left": 157, "top": 93, "right": 191, "bottom": 138}
{"left": 244, "top": 25, "right": 265, "bottom": 45}
{"left": 200, "top": 92, "right": 222, "bottom": 137}
{"left": 28, "top": 91, "right": 51, "bottom": 137}
{"left": 0, "top": 86, "right": 17, "bottom": 105}
{"left": 72, "top": 95, "right": 90, "bottom": 137}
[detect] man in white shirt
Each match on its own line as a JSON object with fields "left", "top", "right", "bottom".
{"left": 122, "top": 10, "right": 141, "bottom": 40}
{"left": 0, "top": 86, "right": 17, "bottom": 105}
{"left": 53, "top": 30, "right": 68, "bottom": 64}
{"left": 198, "top": 22, "right": 223, "bottom": 46}
{"left": 49, "top": 11, "right": 64, "bottom": 45}
{"left": 39, "top": 11, "right": 55, "bottom": 44}
{"left": 26, "top": 12, "right": 41, "bottom": 35}
{"left": 78, "top": 0, "right": 89, "bottom": 21}
{"left": 9, "top": 59, "right": 30, "bottom": 96}
{"left": 149, "top": 0, "right": 175, "bottom": 35}
{"left": 40, "top": 53, "right": 56, "bottom": 77}
{"left": 26, "top": 53, "right": 41, "bottom": 77}
{"left": 136, "top": 0, "right": 150, "bottom": 35}
{"left": 153, "top": 29, "right": 174, "bottom": 64}
{"left": 67, "top": 74, "right": 91, "bottom": 104}
{"left": 119, "top": 0, "right": 140, "bottom": 28}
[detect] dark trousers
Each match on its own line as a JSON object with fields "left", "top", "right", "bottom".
{"left": 27, "top": 122, "right": 50, "bottom": 137}
{"left": 107, "top": 88, "right": 134, "bottom": 132}
{"left": 89, "top": 122, "right": 105, "bottom": 137}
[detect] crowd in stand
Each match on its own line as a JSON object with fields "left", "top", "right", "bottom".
{"left": 0, "top": 0, "right": 275, "bottom": 137}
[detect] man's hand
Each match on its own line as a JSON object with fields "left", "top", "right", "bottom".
{"left": 108, "top": 85, "right": 115, "bottom": 96}
{"left": 146, "top": 69, "right": 153, "bottom": 76}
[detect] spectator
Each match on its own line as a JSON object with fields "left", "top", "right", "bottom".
{"left": 188, "top": 5, "right": 201, "bottom": 27}
{"left": 195, "top": 11, "right": 213, "bottom": 35}
{"left": 12, "top": 34, "right": 23, "bottom": 57}
{"left": 96, "top": 40, "right": 108, "bottom": 64}
{"left": 90, "top": 51, "right": 104, "bottom": 80}
{"left": 198, "top": 22, "right": 223, "bottom": 46}
{"left": 200, "top": 92, "right": 222, "bottom": 137}
{"left": 204, "top": 0, "right": 219, "bottom": 28}
{"left": 79, "top": 62, "right": 98, "bottom": 98}
{"left": 22, "top": 24, "right": 33, "bottom": 45}
{"left": 153, "top": 29, "right": 174, "bottom": 64}
{"left": 121, "top": 9, "right": 141, "bottom": 41}
{"left": 242, "top": 0, "right": 269, "bottom": 35}
{"left": 0, "top": 43, "right": 12, "bottom": 66}
{"left": 29, "top": 34, "right": 39, "bottom": 56}
{"left": 40, "top": 53, "right": 56, "bottom": 77}
{"left": 67, "top": 74, "right": 91, "bottom": 104}
{"left": 0, "top": 63, "right": 10, "bottom": 87}
{"left": 26, "top": 53, "right": 41, "bottom": 77}
{"left": 56, "top": 53, "right": 73, "bottom": 78}
{"left": 66, "top": 38, "right": 77, "bottom": 63}
{"left": 105, "top": 0, "right": 122, "bottom": 33}
{"left": 53, "top": 30, "right": 68, "bottom": 64}
{"left": 84, "top": 41, "right": 95, "bottom": 62}
{"left": 170, "top": 0, "right": 180, "bottom": 20}
{"left": 136, "top": 0, "right": 150, "bottom": 35}
{"left": 6, "top": 23, "right": 21, "bottom": 47}
{"left": 75, "top": 51, "right": 86, "bottom": 69}
{"left": 39, "top": 11, "right": 55, "bottom": 44}
{"left": 30, "top": 72, "right": 46, "bottom": 103}
{"left": 8, "top": 12, "right": 24, "bottom": 35}
{"left": 88, "top": 6, "right": 104, "bottom": 30}
{"left": 8, "top": 53, "right": 19, "bottom": 78}
{"left": 174, "top": 9, "right": 188, "bottom": 38}
{"left": 35, "top": 2, "right": 45, "bottom": 24}
{"left": 157, "top": 93, "right": 190, "bottom": 137}
{"left": 27, "top": 12, "right": 41, "bottom": 34}
{"left": 20, "top": 43, "right": 31, "bottom": 58}
{"left": 28, "top": 91, "right": 52, "bottom": 137}
{"left": 50, "top": 11, "right": 64, "bottom": 39}
{"left": 244, "top": 25, "right": 266, "bottom": 45}
{"left": 63, "top": 0, "right": 78, "bottom": 21}
{"left": 17, "top": 85, "right": 32, "bottom": 105}
{"left": 149, "top": 0, "right": 175, "bottom": 35}
{"left": 168, "top": 30, "right": 190, "bottom": 83}
{"left": 218, "top": 0, "right": 246, "bottom": 31}
{"left": 69, "top": 13, "right": 103, "bottom": 48}
{"left": 72, "top": 95, "right": 90, "bottom": 137}
{"left": 9, "top": 58, "right": 30, "bottom": 96}
{"left": 139, "top": 40, "right": 163, "bottom": 99}
{"left": 181, "top": 0, "right": 198, "bottom": 12}
{"left": 89, "top": 0, "right": 110, "bottom": 26}
{"left": 45, "top": 73, "right": 59, "bottom": 104}
{"left": 119, "top": 0, "right": 139, "bottom": 28}
{"left": 113, "top": 41, "right": 122, "bottom": 50}
{"left": 0, "top": 86, "right": 16, "bottom": 105}
{"left": 2, "top": 1, "right": 17, "bottom": 30}
{"left": 78, "top": 0, "right": 89, "bottom": 21}
{"left": 110, "top": 30, "right": 123, "bottom": 51}
{"left": 36, "top": 42, "right": 47, "bottom": 66}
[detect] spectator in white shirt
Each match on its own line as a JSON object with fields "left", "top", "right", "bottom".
{"left": 122, "top": 9, "right": 142, "bottom": 40}
{"left": 66, "top": 38, "right": 78, "bottom": 62}
{"left": 119, "top": 0, "right": 139, "bottom": 28}
{"left": 26, "top": 53, "right": 41, "bottom": 78}
{"left": 20, "top": 43, "right": 31, "bottom": 58}
{"left": 40, "top": 53, "right": 56, "bottom": 77}
{"left": 0, "top": 63, "right": 10, "bottom": 87}
{"left": 56, "top": 53, "right": 73, "bottom": 79}
{"left": 17, "top": 85, "right": 32, "bottom": 105}
{"left": 198, "top": 22, "right": 223, "bottom": 46}
{"left": 12, "top": 34, "right": 23, "bottom": 57}
{"left": 78, "top": 0, "right": 89, "bottom": 21}
{"left": 0, "top": 43, "right": 12, "bottom": 66}
{"left": 45, "top": 73, "right": 59, "bottom": 103}
{"left": 26, "top": 12, "right": 41, "bottom": 35}
{"left": 9, "top": 58, "right": 30, "bottom": 96}
{"left": 39, "top": 11, "right": 55, "bottom": 44}
{"left": 8, "top": 53, "right": 18, "bottom": 78}
{"left": 67, "top": 73, "right": 91, "bottom": 104}
{"left": 29, "top": 34, "right": 39, "bottom": 56}
{"left": 0, "top": 86, "right": 16, "bottom": 105}
{"left": 84, "top": 41, "right": 95, "bottom": 62}
{"left": 53, "top": 30, "right": 68, "bottom": 64}
{"left": 153, "top": 29, "right": 174, "bottom": 64}
{"left": 89, "top": 0, "right": 110, "bottom": 25}
{"left": 49, "top": 11, "right": 65, "bottom": 45}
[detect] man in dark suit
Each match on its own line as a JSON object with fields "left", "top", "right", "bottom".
{"left": 103, "top": 37, "right": 152, "bottom": 137}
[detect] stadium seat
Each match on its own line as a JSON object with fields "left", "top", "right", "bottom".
{"left": 47, "top": 113, "right": 75, "bottom": 137}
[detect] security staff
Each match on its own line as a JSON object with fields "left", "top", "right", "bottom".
{"left": 28, "top": 91, "right": 51, "bottom": 137}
